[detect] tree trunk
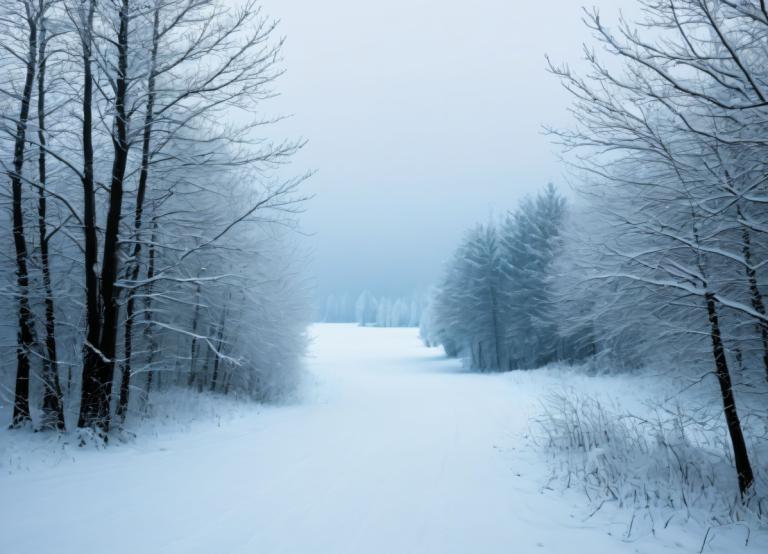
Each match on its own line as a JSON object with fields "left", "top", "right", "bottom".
{"left": 77, "top": 0, "right": 102, "bottom": 432}
{"left": 490, "top": 288, "right": 502, "bottom": 370}
{"left": 210, "top": 305, "right": 228, "bottom": 392}
{"left": 78, "top": 0, "right": 132, "bottom": 437}
{"left": 116, "top": 298, "right": 134, "bottom": 422}
{"left": 223, "top": 371, "right": 232, "bottom": 396}
{"left": 9, "top": 4, "right": 38, "bottom": 429}
{"left": 187, "top": 281, "right": 203, "bottom": 387}
{"left": 93, "top": 0, "right": 131, "bottom": 434}
{"left": 116, "top": 3, "right": 160, "bottom": 423}
{"left": 143, "top": 217, "right": 158, "bottom": 402}
{"left": 36, "top": 7, "right": 65, "bottom": 431}
{"left": 199, "top": 340, "right": 212, "bottom": 393}
{"left": 738, "top": 211, "right": 768, "bottom": 381}
{"left": 705, "top": 292, "right": 754, "bottom": 496}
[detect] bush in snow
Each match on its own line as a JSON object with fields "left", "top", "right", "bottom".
{"left": 535, "top": 391, "right": 768, "bottom": 533}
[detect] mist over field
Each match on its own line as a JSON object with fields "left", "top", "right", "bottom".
{"left": 262, "top": 0, "right": 638, "bottom": 298}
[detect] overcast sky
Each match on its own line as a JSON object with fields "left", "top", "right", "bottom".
{"left": 261, "top": 0, "right": 634, "bottom": 299}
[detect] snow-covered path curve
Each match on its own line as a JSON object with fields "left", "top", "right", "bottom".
{"left": 0, "top": 325, "right": 742, "bottom": 553}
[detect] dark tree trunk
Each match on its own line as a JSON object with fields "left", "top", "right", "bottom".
{"left": 36, "top": 9, "right": 65, "bottom": 431}
{"left": 187, "top": 280, "right": 203, "bottom": 387}
{"left": 223, "top": 371, "right": 232, "bottom": 396}
{"left": 143, "top": 217, "right": 158, "bottom": 402}
{"left": 200, "top": 341, "right": 212, "bottom": 393}
{"left": 77, "top": 0, "right": 102, "bottom": 432}
{"left": 92, "top": 0, "right": 131, "bottom": 434}
{"left": 705, "top": 292, "right": 754, "bottom": 496}
{"left": 116, "top": 6, "right": 160, "bottom": 422}
{"left": 210, "top": 304, "right": 228, "bottom": 392}
{"left": 116, "top": 291, "right": 134, "bottom": 421}
{"left": 9, "top": 5, "right": 38, "bottom": 429}
{"left": 79, "top": 0, "right": 132, "bottom": 437}
{"left": 210, "top": 343, "right": 222, "bottom": 392}
{"left": 738, "top": 213, "right": 768, "bottom": 381}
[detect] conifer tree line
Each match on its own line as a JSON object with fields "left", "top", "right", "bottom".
{"left": 322, "top": 291, "right": 424, "bottom": 328}
{"left": 0, "top": 0, "right": 310, "bottom": 439}
{"left": 425, "top": 0, "right": 768, "bottom": 497}
{"left": 420, "top": 184, "right": 579, "bottom": 371}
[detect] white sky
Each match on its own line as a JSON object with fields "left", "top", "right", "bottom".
{"left": 261, "top": 0, "right": 635, "bottom": 298}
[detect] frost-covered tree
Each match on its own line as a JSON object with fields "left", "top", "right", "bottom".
{"left": 429, "top": 223, "right": 506, "bottom": 370}
{"left": 499, "top": 183, "right": 566, "bottom": 369}
{"left": 331, "top": 291, "right": 424, "bottom": 327}
{"left": 426, "top": 185, "right": 568, "bottom": 371}
{"left": 546, "top": 0, "right": 768, "bottom": 496}
{"left": 0, "top": 0, "right": 311, "bottom": 439}
{"left": 354, "top": 290, "right": 377, "bottom": 326}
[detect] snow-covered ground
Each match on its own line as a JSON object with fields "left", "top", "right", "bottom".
{"left": 1, "top": 324, "right": 765, "bottom": 553}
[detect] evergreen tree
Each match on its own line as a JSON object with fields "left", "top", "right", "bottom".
{"left": 499, "top": 184, "right": 566, "bottom": 368}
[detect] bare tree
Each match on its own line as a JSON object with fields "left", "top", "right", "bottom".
{"left": 0, "top": 0, "right": 310, "bottom": 437}
{"left": 546, "top": 1, "right": 768, "bottom": 495}
{"left": 3, "top": 0, "right": 40, "bottom": 428}
{"left": 35, "top": 0, "right": 65, "bottom": 430}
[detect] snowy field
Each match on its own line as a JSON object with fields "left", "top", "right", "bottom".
{"left": 1, "top": 324, "right": 766, "bottom": 554}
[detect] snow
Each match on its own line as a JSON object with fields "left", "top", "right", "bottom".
{"left": 1, "top": 324, "right": 766, "bottom": 553}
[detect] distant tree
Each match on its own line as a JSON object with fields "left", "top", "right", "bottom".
{"left": 355, "top": 291, "right": 377, "bottom": 326}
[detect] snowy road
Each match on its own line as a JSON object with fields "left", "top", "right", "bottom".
{"left": 0, "top": 325, "right": 759, "bottom": 553}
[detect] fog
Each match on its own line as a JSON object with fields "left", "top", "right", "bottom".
{"left": 262, "top": 0, "right": 635, "bottom": 298}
